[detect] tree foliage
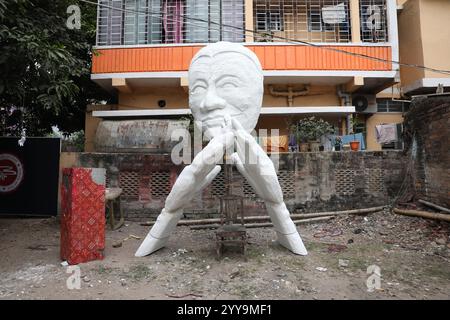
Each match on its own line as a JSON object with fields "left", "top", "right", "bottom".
{"left": 0, "top": 0, "right": 112, "bottom": 136}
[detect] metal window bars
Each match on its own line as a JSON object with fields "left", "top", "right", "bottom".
{"left": 253, "top": 0, "right": 351, "bottom": 43}
{"left": 376, "top": 99, "right": 408, "bottom": 112}
{"left": 95, "top": 0, "right": 389, "bottom": 46}
{"left": 96, "top": 0, "right": 245, "bottom": 45}
{"left": 359, "top": 0, "right": 388, "bottom": 42}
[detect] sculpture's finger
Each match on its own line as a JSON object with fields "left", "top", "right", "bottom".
{"left": 196, "top": 165, "right": 221, "bottom": 193}
{"left": 194, "top": 131, "right": 234, "bottom": 169}
{"left": 249, "top": 140, "right": 277, "bottom": 176}
{"left": 191, "top": 141, "right": 223, "bottom": 176}
{"left": 231, "top": 153, "right": 264, "bottom": 197}
{"left": 231, "top": 118, "right": 249, "bottom": 145}
{"left": 217, "top": 130, "right": 235, "bottom": 150}
{"left": 232, "top": 118, "right": 264, "bottom": 167}
{"left": 231, "top": 117, "right": 246, "bottom": 132}
{"left": 231, "top": 152, "right": 245, "bottom": 172}
{"left": 223, "top": 114, "right": 232, "bottom": 131}
{"left": 234, "top": 133, "right": 245, "bottom": 161}
{"left": 232, "top": 118, "right": 258, "bottom": 146}
{"left": 165, "top": 166, "right": 195, "bottom": 212}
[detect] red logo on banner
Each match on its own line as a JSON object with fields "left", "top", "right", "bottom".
{"left": 0, "top": 153, "right": 24, "bottom": 193}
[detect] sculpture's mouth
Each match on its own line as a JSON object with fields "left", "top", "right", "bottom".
{"left": 203, "top": 117, "right": 224, "bottom": 127}
{"left": 202, "top": 113, "right": 240, "bottom": 127}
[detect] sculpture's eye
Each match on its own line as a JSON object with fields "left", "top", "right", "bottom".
{"left": 219, "top": 82, "right": 238, "bottom": 89}
{"left": 191, "top": 85, "right": 207, "bottom": 94}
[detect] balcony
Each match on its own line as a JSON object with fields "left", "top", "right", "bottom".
{"left": 92, "top": 0, "right": 398, "bottom": 92}
{"left": 96, "top": 0, "right": 390, "bottom": 45}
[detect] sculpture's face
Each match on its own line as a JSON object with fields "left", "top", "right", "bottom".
{"left": 189, "top": 47, "right": 263, "bottom": 139}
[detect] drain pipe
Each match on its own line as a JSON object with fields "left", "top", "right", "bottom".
{"left": 337, "top": 85, "right": 352, "bottom": 135}
{"left": 269, "top": 85, "right": 310, "bottom": 107}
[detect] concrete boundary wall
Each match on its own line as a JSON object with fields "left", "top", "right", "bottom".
{"left": 60, "top": 151, "right": 406, "bottom": 220}
{"left": 403, "top": 96, "right": 450, "bottom": 208}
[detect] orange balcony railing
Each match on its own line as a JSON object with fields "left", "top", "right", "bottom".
{"left": 92, "top": 44, "right": 392, "bottom": 74}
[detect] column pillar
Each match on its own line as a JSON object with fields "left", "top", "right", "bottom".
{"left": 245, "top": 0, "right": 254, "bottom": 42}
{"left": 350, "top": 0, "right": 361, "bottom": 43}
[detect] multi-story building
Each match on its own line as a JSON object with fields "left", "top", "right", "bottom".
{"left": 86, "top": 0, "right": 402, "bottom": 152}
{"left": 368, "top": 0, "right": 450, "bottom": 151}
{"left": 397, "top": 0, "right": 450, "bottom": 96}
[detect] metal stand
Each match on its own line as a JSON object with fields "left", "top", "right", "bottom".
{"left": 215, "top": 164, "right": 247, "bottom": 258}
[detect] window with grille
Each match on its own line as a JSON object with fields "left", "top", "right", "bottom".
{"left": 376, "top": 99, "right": 410, "bottom": 113}
{"left": 269, "top": 12, "right": 283, "bottom": 31}
{"left": 256, "top": 10, "right": 284, "bottom": 32}
{"left": 96, "top": 0, "right": 245, "bottom": 45}
{"left": 253, "top": 0, "right": 351, "bottom": 43}
{"left": 360, "top": 0, "right": 388, "bottom": 42}
{"left": 308, "top": 1, "right": 349, "bottom": 33}
{"left": 308, "top": 6, "right": 323, "bottom": 31}
{"left": 96, "top": 0, "right": 388, "bottom": 45}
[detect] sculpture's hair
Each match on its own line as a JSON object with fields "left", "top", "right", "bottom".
{"left": 189, "top": 41, "right": 263, "bottom": 76}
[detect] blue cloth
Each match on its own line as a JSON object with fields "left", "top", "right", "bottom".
{"left": 320, "top": 134, "right": 335, "bottom": 151}
{"left": 340, "top": 133, "right": 366, "bottom": 150}
{"left": 288, "top": 134, "right": 296, "bottom": 146}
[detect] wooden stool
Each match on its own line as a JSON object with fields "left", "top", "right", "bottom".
{"left": 105, "top": 188, "right": 124, "bottom": 230}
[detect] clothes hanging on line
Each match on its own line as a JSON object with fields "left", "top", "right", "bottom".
{"left": 375, "top": 124, "right": 398, "bottom": 144}
{"left": 322, "top": 2, "right": 347, "bottom": 24}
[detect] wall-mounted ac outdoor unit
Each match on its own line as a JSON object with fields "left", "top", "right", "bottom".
{"left": 351, "top": 94, "right": 377, "bottom": 113}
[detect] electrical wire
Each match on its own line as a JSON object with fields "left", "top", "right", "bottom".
{"left": 79, "top": 0, "right": 450, "bottom": 76}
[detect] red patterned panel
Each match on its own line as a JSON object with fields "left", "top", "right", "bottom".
{"left": 60, "top": 168, "right": 105, "bottom": 265}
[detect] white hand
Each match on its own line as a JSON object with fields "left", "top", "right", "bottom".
{"left": 231, "top": 118, "right": 283, "bottom": 203}
{"left": 165, "top": 131, "right": 234, "bottom": 212}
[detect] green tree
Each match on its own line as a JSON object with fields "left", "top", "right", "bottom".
{"left": 0, "top": 0, "right": 112, "bottom": 136}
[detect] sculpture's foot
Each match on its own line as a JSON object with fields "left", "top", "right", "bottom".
{"left": 276, "top": 232, "right": 308, "bottom": 256}
{"left": 135, "top": 234, "right": 168, "bottom": 257}
{"left": 135, "top": 208, "right": 183, "bottom": 257}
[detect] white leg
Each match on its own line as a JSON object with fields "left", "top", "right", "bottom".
{"left": 135, "top": 208, "right": 183, "bottom": 257}
{"left": 265, "top": 202, "right": 308, "bottom": 256}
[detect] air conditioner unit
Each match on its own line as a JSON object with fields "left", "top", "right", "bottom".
{"left": 351, "top": 94, "right": 377, "bottom": 113}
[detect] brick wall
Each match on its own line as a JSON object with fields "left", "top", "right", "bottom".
{"left": 61, "top": 151, "right": 406, "bottom": 220}
{"left": 403, "top": 96, "right": 450, "bottom": 208}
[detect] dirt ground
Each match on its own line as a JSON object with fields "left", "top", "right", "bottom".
{"left": 1, "top": 209, "right": 450, "bottom": 300}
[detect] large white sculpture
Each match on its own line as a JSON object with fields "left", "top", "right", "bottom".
{"left": 135, "top": 42, "right": 307, "bottom": 257}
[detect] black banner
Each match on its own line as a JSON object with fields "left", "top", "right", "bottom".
{"left": 0, "top": 137, "right": 60, "bottom": 216}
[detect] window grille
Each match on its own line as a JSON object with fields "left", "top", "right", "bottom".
{"left": 376, "top": 99, "right": 410, "bottom": 113}
{"left": 253, "top": 0, "right": 351, "bottom": 43}
{"left": 359, "top": 0, "right": 388, "bottom": 42}
{"left": 96, "top": 0, "right": 388, "bottom": 45}
{"left": 97, "top": 0, "right": 245, "bottom": 45}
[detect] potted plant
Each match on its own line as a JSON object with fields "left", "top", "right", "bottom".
{"left": 296, "top": 117, "right": 334, "bottom": 152}
{"left": 295, "top": 128, "right": 309, "bottom": 152}
{"left": 295, "top": 119, "right": 311, "bottom": 152}
{"left": 349, "top": 116, "right": 361, "bottom": 151}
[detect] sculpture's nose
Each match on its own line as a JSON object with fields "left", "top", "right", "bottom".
{"left": 200, "top": 87, "right": 227, "bottom": 112}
